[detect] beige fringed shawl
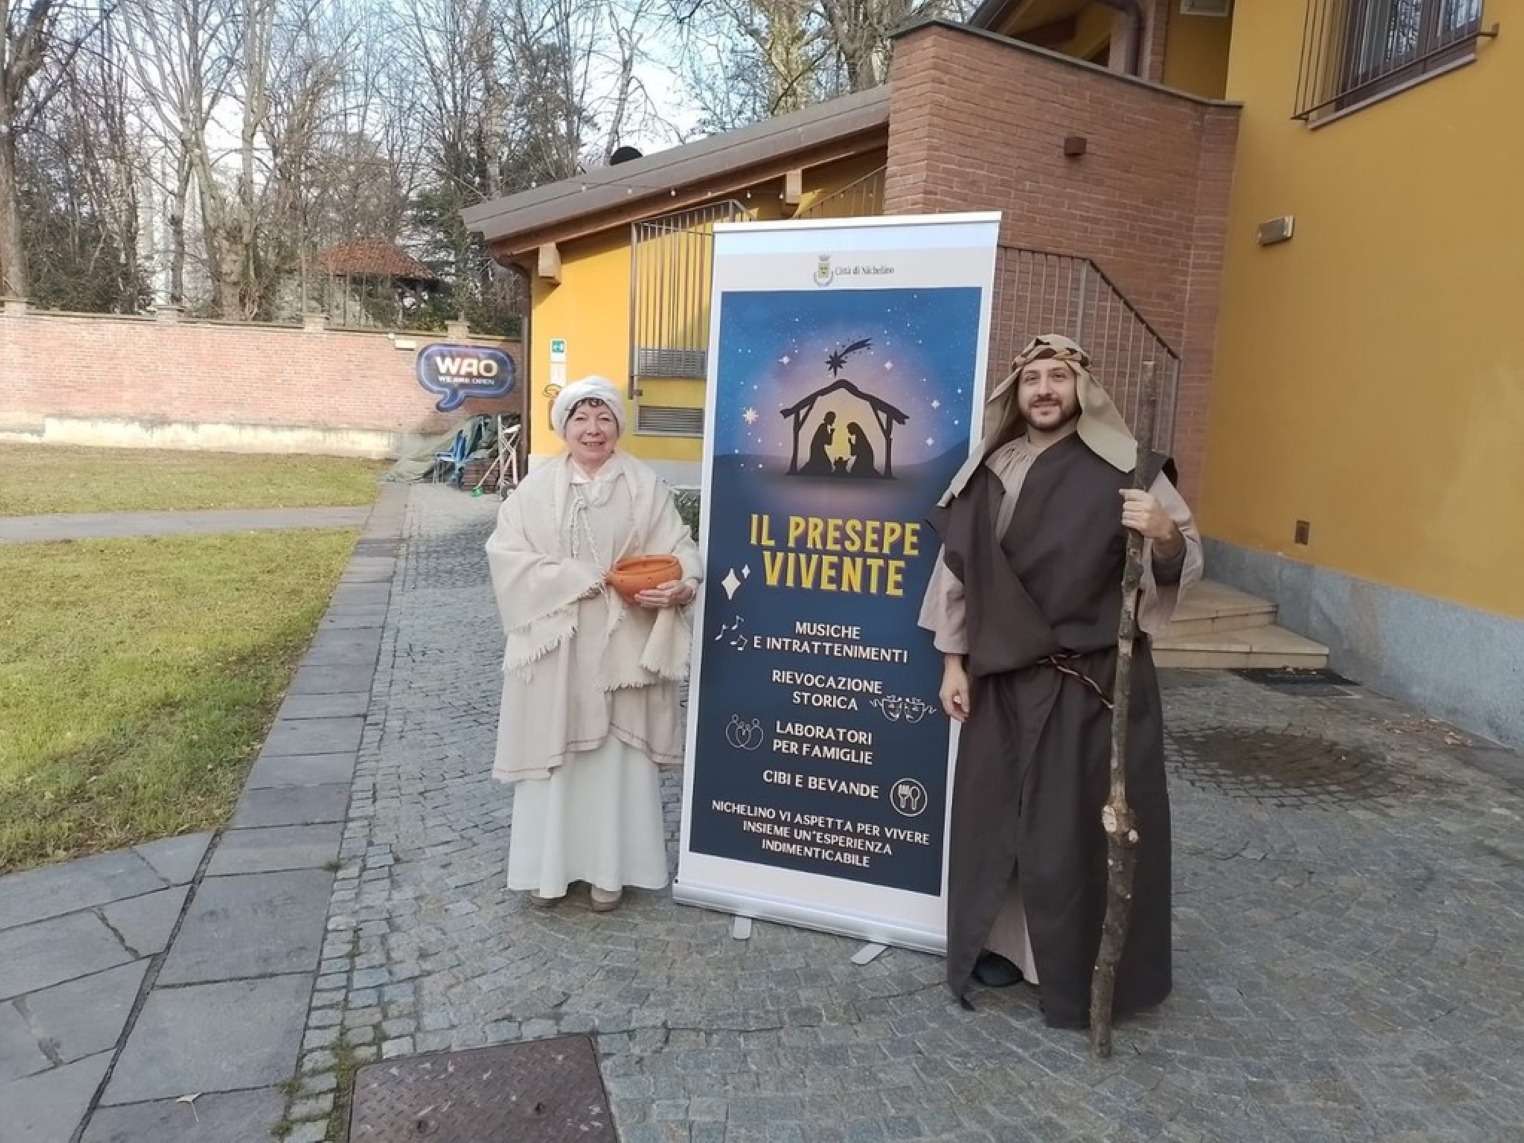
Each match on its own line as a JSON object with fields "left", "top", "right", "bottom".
{"left": 486, "top": 451, "right": 702, "bottom": 781}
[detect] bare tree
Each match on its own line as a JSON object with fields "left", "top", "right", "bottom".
{"left": 596, "top": 0, "right": 679, "bottom": 159}
{"left": 15, "top": 0, "right": 671, "bottom": 321}
{"left": 11, "top": 6, "right": 148, "bottom": 311}
{"left": 63, "top": 14, "right": 145, "bottom": 309}
{"left": 2, "top": 0, "right": 110, "bottom": 298}
{"left": 308, "top": 0, "right": 420, "bottom": 247}
{"left": 258, "top": 0, "right": 350, "bottom": 314}
{"left": 675, "top": 0, "right": 971, "bottom": 127}
{"left": 124, "top": 0, "right": 236, "bottom": 306}
{"left": 497, "top": 0, "right": 598, "bottom": 185}
{"left": 185, "top": 0, "right": 277, "bottom": 317}
{"left": 126, "top": 0, "right": 340, "bottom": 317}
{"left": 397, "top": 0, "right": 644, "bottom": 330}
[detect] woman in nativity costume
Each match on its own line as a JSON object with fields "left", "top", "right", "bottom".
{"left": 485, "top": 376, "right": 702, "bottom": 911}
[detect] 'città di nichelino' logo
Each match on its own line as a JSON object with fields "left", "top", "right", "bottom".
{"left": 813, "top": 254, "right": 895, "bottom": 287}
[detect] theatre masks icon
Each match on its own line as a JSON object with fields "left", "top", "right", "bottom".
{"left": 870, "top": 696, "right": 937, "bottom": 724}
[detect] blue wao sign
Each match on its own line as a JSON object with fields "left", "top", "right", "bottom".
{"left": 416, "top": 344, "right": 516, "bottom": 412}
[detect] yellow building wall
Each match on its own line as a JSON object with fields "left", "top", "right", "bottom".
{"left": 526, "top": 151, "right": 887, "bottom": 465}
{"left": 1202, "top": 0, "right": 1523, "bottom": 617}
{"left": 526, "top": 230, "right": 641, "bottom": 462}
{"left": 1162, "top": 5, "right": 1233, "bottom": 99}
{"left": 1061, "top": 4, "right": 1115, "bottom": 61}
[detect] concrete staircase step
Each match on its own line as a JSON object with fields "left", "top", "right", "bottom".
{"left": 1162, "top": 580, "right": 1277, "bottom": 637}
{"left": 1154, "top": 623, "right": 1330, "bottom": 670}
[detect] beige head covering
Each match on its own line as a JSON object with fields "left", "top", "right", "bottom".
{"left": 551, "top": 375, "right": 626, "bottom": 438}
{"left": 939, "top": 333, "right": 1137, "bottom": 505}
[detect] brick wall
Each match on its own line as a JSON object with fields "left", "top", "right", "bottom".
{"left": 0, "top": 308, "right": 524, "bottom": 456}
{"left": 884, "top": 21, "right": 1240, "bottom": 501}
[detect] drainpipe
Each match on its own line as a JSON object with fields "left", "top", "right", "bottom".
{"left": 510, "top": 258, "right": 533, "bottom": 459}
{"left": 1095, "top": 0, "right": 1144, "bottom": 78}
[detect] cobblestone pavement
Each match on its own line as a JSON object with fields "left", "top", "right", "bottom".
{"left": 289, "top": 485, "right": 1524, "bottom": 1143}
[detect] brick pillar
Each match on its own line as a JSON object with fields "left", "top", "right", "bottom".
{"left": 882, "top": 26, "right": 948, "bottom": 216}
{"left": 1173, "top": 104, "right": 1240, "bottom": 505}
{"left": 882, "top": 20, "right": 1239, "bottom": 502}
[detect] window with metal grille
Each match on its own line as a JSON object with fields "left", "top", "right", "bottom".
{"left": 629, "top": 204, "right": 735, "bottom": 383}
{"left": 635, "top": 404, "right": 706, "bottom": 436}
{"left": 1294, "top": 0, "right": 1492, "bottom": 121}
{"left": 628, "top": 201, "right": 749, "bottom": 437}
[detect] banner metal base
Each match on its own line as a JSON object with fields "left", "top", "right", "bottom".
{"left": 674, "top": 879, "right": 947, "bottom": 957}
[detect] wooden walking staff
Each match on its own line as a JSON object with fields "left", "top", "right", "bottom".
{"left": 1089, "top": 361, "right": 1166, "bottom": 1059}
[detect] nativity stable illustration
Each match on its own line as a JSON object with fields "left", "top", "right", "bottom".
{"left": 780, "top": 339, "right": 909, "bottom": 480}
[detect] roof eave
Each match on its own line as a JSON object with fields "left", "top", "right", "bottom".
{"left": 967, "top": 0, "right": 1019, "bottom": 30}
{"left": 464, "top": 87, "right": 891, "bottom": 252}
{"left": 483, "top": 127, "right": 887, "bottom": 259}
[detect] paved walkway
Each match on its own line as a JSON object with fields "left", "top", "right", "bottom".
{"left": 276, "top": 486, "right": 1519, "bottom": 1143}
{"left": 0, "top": 505, "right": 371, "bottom": 544}
{"left": 0, "top": 486, "right": 405, "bottom": 1142}
{"left": 6, "top": 484, "right": 1523, "bottom": 1141}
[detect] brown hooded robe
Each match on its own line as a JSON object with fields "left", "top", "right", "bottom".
{"left": 932, "top": 431, "right": 1175, "bottom": 1029}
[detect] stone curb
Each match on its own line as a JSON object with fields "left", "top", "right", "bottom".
{"left": 269, "top": 485, "right": 411, "bottom": 1141}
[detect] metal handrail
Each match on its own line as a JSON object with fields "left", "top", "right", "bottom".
{"left": 796, "top": 165, "right": 888, "bottom": 220}
{"left": 994, "top": 244, "right": 1182, "bottom": 453}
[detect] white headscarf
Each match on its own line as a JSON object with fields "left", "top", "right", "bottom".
{"left": 551, "top": 375, "right": 627, "bottom": 438}
{"left": 939, "top": 333, "right": 1139, "bottom": 505}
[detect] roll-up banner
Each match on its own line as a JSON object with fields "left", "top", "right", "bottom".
{"left": 676, "top": 213, "right": 1000, "bottom": 952}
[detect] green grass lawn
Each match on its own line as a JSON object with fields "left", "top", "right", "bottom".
{"left": 0, "top": 444, "right": 387, "bottom": 516}
{"left": 0, "top": 529, "right": 358, "bottom": 871}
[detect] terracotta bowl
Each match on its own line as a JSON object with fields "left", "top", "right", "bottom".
{"left": 607, "top": 555, "right": 682, "bottom": 603}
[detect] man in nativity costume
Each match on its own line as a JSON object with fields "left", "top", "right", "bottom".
{"left": 918, "top": 334, "right": 1202, "bottom": 1028}
{"left": 486, "top": 376, "right": 702, "bottom": 911}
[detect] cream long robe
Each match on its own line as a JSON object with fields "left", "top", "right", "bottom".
{"left": 486, "top": 451, "right": 703, "bottom": 783}
{"left": 918, "top": 426, "right": 1202, "bottom": 981}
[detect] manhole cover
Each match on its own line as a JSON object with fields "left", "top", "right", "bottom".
{"left": 1168, "top": 727, "right": 1404, "bottom": 806}
{"left": 1231, "top": 668, "right": 1358, "bottom": 697}
{"left": 349, "top": 1035, "right": 614, "bottom": 1142}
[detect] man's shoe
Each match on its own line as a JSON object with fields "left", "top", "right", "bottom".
{"left": 973, "top": 950, "right": 1024, "bottom": 988}
{"left": 528, "top": 891, "right": 561, "bottom": 908}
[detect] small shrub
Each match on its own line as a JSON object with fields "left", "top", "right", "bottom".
{"left": 673, "top": 488, "right": 701, "bottom": 539}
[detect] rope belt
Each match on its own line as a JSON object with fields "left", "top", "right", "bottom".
{"left": 1038, "top": 653, "right": 1114, "bottom": 712}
